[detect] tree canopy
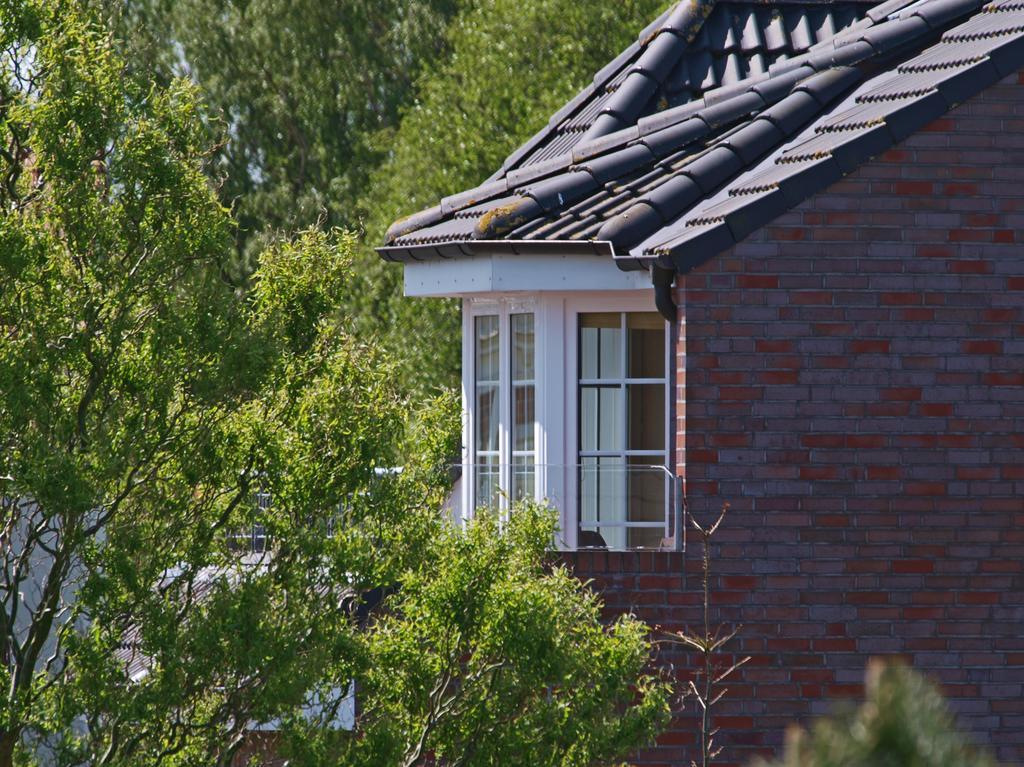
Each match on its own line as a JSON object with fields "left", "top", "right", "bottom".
{"left": 113, "top": 0, "right": 672, "bottom": 395}
{"left": 111, "top": 0, "right": 461, "bottom": 277}
{"left": 0, "top": 3, "right": 670, "bottom": 765}
{"left": 355, "top": 0, "right": 672, "bottom": 394}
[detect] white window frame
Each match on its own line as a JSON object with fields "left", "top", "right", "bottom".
{"left": 463, "top": 297, "right": 544, "bottom": 520}
{"left": 461, "top": 290, "right": 670, "bottom": 550}
{"left": 563, "top": 294, "right": 671, "bottom": 549}
{"left": 575, "top": 310, "right": 671, "bottom": 550}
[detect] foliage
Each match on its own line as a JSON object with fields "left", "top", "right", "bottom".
{"left": 0, "top": 4, "right": 670, "bottom": 765}
{"left": 281, "top": 503, "right": 672, "bottom": 767}
{"left": 356, "top": 0, "right": 673, "bottom": 395}
{"left": 113, "top": 0, "right": 673, "bottom": 396}
{"left": 757, "top": 659, "right": 998, "bottom": 767}
{"left": 108, "top": 0, "right": 461, "bottom": 277}
{"left": 666, "top": 504, "right": 749, "bottom": 767}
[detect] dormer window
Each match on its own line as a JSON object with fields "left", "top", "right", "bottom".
{"left": 462, "top": 293, "right": 670, "bottom": 549}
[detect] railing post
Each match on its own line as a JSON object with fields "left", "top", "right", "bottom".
{"left": 674, "top": 474, "right": 684, "bottom": 552}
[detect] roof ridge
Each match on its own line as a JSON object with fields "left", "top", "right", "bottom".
{"left": 493, "top": 2, "right": 682, "bottom": 180}
{"left": 387, "top": 1, "right": 910, "bottom": 246}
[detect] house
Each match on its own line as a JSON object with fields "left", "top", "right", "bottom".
{"left": 379, "top": 0, "right": 1024, "bottom": 762}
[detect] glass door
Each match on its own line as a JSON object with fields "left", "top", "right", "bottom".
{"left": 578, "top": 312, "right": 668, "bottom": 549}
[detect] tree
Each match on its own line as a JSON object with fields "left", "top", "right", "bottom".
{"left": 355, "top": 0, "right": 672, "bottom": 395}
{"left": 758, "top": 660, "right": 998, "bottom": 767}
{"left": 111, "top": 0, "right": 672, "bottom": 396}
{"left": 0, "top": 4, "right": 669, "bottom": 765}
{"left": 282, "top": 504, "right": 672, "bottom": 767}
{"left": 108, "top": 0, "right": 462, "bottom": 278}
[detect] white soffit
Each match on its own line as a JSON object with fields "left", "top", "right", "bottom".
{"left": 404, "top": 252, "right": 652, "bottom": 297}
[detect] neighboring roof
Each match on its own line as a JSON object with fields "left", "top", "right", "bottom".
{"left": 380, "top": 0, "right": 1024, "bottom": 274}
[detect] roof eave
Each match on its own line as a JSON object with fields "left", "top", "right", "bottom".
{"left": 376, "top": 238, "right": 618, "bottom": 264}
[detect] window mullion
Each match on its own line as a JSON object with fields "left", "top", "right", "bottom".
{"left": 499, "top": 308, "right": 511, "bottom": 520}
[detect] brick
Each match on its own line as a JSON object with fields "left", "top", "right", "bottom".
{"left": 738, "top": 275, "right": 779, "bottom": 289}
{"left": 850, "top": 340, "right": 890, "bottom": 354}
{"left": 962, "top": 340, "right": 1002, "bottom": 355}
{"left": 896, "top": 181, "right": 934, "bottom": 195}
{"left": 648, "top": 76, "right": 1024, "bottom": 767}
{"left": 881, "top": 387, "right": 923, "bottom": 402}
{"left": 894, "top": 559, "right": 936, "bottom": 574}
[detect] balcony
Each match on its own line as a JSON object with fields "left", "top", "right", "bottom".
{"left": 461, "top": 462, "right": 686, "bottom": 552}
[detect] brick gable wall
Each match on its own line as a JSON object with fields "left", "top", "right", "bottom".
{"left": 565, "top": 72, "right": 1024, "bottom": 766}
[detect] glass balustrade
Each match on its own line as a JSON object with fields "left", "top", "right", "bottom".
{"left": 460, "top": 462, "right": 685, "bottom": 551}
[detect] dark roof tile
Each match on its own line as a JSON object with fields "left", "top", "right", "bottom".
{"left": 523, "top": 171, "right": 600, "bottom": 212}
{"left": 983, "top": 24, "right": 1024, "bottom": 74}
{"left": 640, "top": 116, "right": 710, "bottom": 155}
{"left": 880, "top": 89, "right": 949, "bottom": 139}
{"left": 699, "top": 89, "right": 767, "bottom": 128}
{"left": 723, "top": 186, "right": 791, "bottom": 240}
{"left": 720, "top": 116, "right": 787, "bottom": 164}
{"left": 796, "top": 65, "right": 862, "bottom": 104}
{"left": 759, "top": 88, "right": 823, "bottom": 134}
{"left": 860, "top": 14, "right": 933, "bottom": 53}
{"left": 643, "top": 173, "right": 706, "bottom": 221}
{"left": 383, "top": 0, "right": 1024, "bottom": 261}
{"left": 736, "top": 155, "right": 843, "bottom": 207}
{"left": 578, "top": 143, "right": 657, "bottom": 183}
{"left": 598, "top": 201, "right": 665, "bottom": 250}
{"left": 763, "top": 9, "right": 791, "bottom": 51}
{"left": 737, "top": 7, "right": 765, "bottom": 51}
{"left": 806, "top": 38, "right": 868, "bottom": 69}
{"left": 868, "top": 0, "right": 919, "bottom": 22}
{"left": 660, "top": 220, "right": 737, "bottom": 271}
{"left": 681, "top": 145, "right": 745, "bottom": 191}
{"left": 911, "top": 0, "right": 985, "bottom": 28}
{"left": 929, "top": 57, "right": 1002, "bottom": 104}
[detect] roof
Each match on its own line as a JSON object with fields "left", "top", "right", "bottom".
{"left": 379, "top": 0, "right": 1024, "bottom": 274}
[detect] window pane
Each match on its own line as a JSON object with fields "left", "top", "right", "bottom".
{"left": 628, "top": 313, "right": 665, "bottom": 379}
{"left": 475, "top": 454, "right": 500, "bottom": 510}
{"left": 513, "top": 385, "right": 535, "bottom": 452}
{"left": 475, "top": 315, "right": 499, "bottom": 383}
{"left": 579, "top": 457, "right": 625, "bottom": 525}
{"left": 628, "top": 384, "right": 665, "bottom": 451}
{"left": 580, "top": 386, "right": 623, "bottom": 452}
{"left": 476, "top": 383, "right": 499, "bottom": 452}
{"left": 627, "top": 527, "right": 664, "bottom": 550}
{"left": 511, "top": 313, "right": 534, "bottom": 381}
{"left": 580, "top": 313, "right": 622, "bottom": 380}
{"left": 602, "top": 526, "right": 627, "bottom": 551}
{"left": 580, "top": 457, "right": 598, "bottom": 524}
{"left": 474, "top": 314, "right": 500, "bottom": 511}
{"left": 512, "top": 455, "right": 535, "bottom": 503}
{"left": 628, "top": 458, "right": 667, "bottom": 524}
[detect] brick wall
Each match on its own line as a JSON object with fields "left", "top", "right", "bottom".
{"left": 567, "top": 73, "right": 1024, "bottom": 766}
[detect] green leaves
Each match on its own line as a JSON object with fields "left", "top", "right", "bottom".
{"left": 337, "top": 504, "right": 672, "bottom": 767}
{"left": 2, "top": 4, "right": 672, "bottom": 766}
{"left": 354, "top": 0, "right": 674, "bottom": 396}
{"left": 757, "top": 660, "right": 999, "bottom": 767}
{"left": 114, "top": 0, "right": 462, "bottom": 276}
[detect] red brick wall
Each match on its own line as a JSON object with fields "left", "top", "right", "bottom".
{"left": 567, "top": 73, "right": 1024, "bottom": 766}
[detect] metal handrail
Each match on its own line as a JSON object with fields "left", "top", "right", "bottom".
{"left": 453, "top": 462, "right": 686, "bottom": 552}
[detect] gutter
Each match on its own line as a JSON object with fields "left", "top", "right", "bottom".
{"left": 651, "top": 264, "right": 677, "bottom": 324}
{"left": 376, "top": 238, "right": 615, "bottom": 263}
